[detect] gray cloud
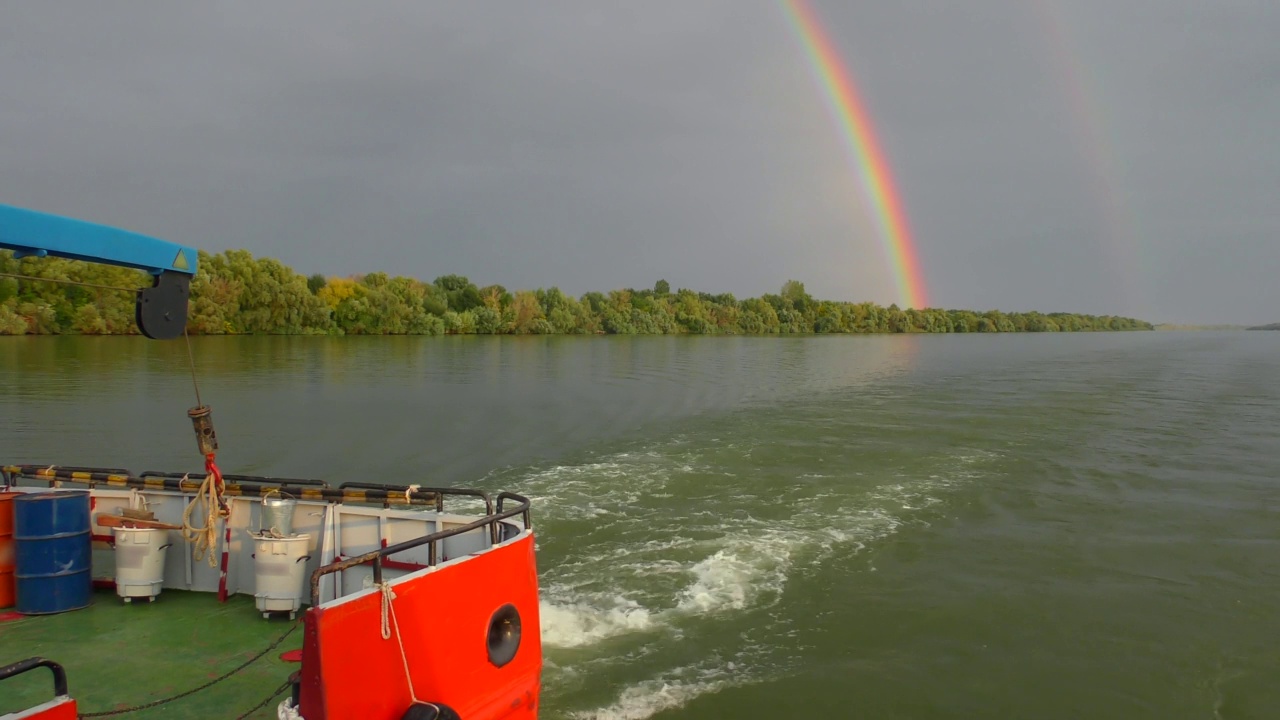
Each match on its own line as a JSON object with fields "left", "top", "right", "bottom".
{"left": 1, "top": 0, "right": 1276, "bottom": 324}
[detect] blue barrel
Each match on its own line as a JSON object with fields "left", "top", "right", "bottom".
{"left": 14, "top": 491, "right": 92, "bottom": 615}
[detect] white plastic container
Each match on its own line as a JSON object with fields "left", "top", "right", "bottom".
{"left": 251, "top": 533, "right": 310, "bottom": 619}
{"left": 112, "top": 527, "right": 172, "bottom": 602}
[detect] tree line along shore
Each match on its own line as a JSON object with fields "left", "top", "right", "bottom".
{"left": 1, "top": 249, "right": 1153, "bottom": 336}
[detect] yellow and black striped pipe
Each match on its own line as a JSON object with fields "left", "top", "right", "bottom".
{"left": 1, "top": 465, "right": 444, "bottom": 508}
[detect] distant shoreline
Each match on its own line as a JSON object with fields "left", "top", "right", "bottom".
{"left": 1155, "top": 324, "right": 1250, "bottom": 331}
{"left": 0, "top": 329, "right": 1156, "bottom": 339}
{"left": 3, "top": 248, "right": 1155, "bottom": 337}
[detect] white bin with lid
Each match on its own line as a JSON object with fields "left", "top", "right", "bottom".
{"left": 251, "top": 532, "right": 310, "bottom": 619}
{"left": 112, "top": 527, "right": 172, "bottom": 602}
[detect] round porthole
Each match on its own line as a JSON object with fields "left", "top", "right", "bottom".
{"left": 487, "top": 604, "right": 522, "bottom": 667}
{"left": 401, "top": 702, "right": 461, "bottom": 720}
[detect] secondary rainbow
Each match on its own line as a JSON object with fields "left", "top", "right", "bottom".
{"left": 782, "top": 0, "right": 928, "bottom": 309}
{"left": 1029, "top": 0, "right": 1145, "bottom": 316}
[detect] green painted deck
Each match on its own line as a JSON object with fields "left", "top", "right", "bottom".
{"left": 0, "top": 589, "right": 303, "bottom": 719}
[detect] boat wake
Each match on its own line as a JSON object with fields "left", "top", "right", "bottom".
{"left": 567, "top": 662, "right": 736, "bottom": 720}
{"left": 499, "top": 430, "right": 1002, "bottom": 718}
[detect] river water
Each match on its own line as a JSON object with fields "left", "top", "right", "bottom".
{"left": 2, "top": 332, "right": 1277, "bottom": 719}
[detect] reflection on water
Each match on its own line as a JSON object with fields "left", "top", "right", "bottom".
{"left": 4, "top": 332, "right": 1280, "bottom": 719}
{"left": 0, "top": 335, "right": 917, "bottom": 482}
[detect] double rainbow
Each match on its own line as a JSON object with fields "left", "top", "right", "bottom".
{"left": 782, "top": 0, "right": 929, "bottom": 309}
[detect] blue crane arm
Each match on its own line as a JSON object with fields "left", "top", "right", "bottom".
{"left": 0, "top": 203, "right": 197, "bottom": 276}
{"left": 0, "top": 203, "right": 198, "bottom": 339}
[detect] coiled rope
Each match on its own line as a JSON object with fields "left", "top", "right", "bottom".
{"left": 180, "top": 456, "right": 229, "bottom": 567}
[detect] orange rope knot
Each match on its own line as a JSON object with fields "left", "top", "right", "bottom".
{"left": 205, "top": 453, "right": 230, "bottom": 517}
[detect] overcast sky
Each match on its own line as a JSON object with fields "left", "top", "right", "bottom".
{"left": 1, "top": 1, "right": 1275, "bottom": 324}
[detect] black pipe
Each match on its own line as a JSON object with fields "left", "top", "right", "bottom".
{"left": 143, "top": 471, "right": 330, "bottom": 489}
{"left": 338, "top": 482, "right": 496, "bottom": 515}
{"left": 0, "top": 657, "right": 69, "bottom": 697}
{"left": 3, "top": 466, "right": 442, "bottom": 506}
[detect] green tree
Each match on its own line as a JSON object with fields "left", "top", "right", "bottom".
{"left": 433, "top": 275, "right": 483, "bottom": 312}
{"left": 781, "top": 280, "right": 813, "bottom": 314}
{"left": 0, "top": 249, "right": 1157, "bottom": 336}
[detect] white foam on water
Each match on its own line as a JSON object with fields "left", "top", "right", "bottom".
{"left": 539, "top": 511, "right": 902, "bottom": 651}
{"left": 570, "top": 679, "right": 726, "bottom": 720}
{"left": 526, "top": 443, "right": 1004, "bottom": 658}
{"left": 539, "top": 528, "right": 799, "bottom": 646}
{"left": 674, "top": 532, "right": 793, "bottom": 614}
{"left": 569, "top": 665, "right": 737, "bottom": 720}
{"left": 540, "top": 596, "right": 655, "bottom": 648}
{"left": 675, "top": 550, "right": 754, "bottom": 613}
{"left": 515, "top": 455, "right": 686, "bottom": 522}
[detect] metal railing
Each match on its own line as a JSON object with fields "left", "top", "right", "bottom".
{"left": 2, "top": 465, "right": 445, "bottom": 507}
{"left": 0, "top": 657, "right": 69, "bottom": 699}
{"left": 2, "top": 463, "right": 535, "bottom": 609}
{"left": 309, "top": 491, "right": 532, "bottom": 606}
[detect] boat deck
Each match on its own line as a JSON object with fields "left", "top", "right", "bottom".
{"left": 0, "top": 589, "right": 302, "bottom": 719}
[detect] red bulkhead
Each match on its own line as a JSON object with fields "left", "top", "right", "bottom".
{"left": 299, "top": 532, "right": 541, "bottom": 720}
{"left": 7, "top": 697, "right": 77, "bottom": 720}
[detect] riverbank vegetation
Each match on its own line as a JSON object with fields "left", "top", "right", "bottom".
{"left": 1, "top": 249, "right": 1153, "bottom": 336}
{"left": 1155, "top": 324, "right": 1248, "bottom": 331}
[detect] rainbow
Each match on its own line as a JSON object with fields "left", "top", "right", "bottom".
{"left": 1030, "top": 0, "right": 1145, "bottom": 316}
{"left": 781, "top": 0, "right": 928, "bottom": 309}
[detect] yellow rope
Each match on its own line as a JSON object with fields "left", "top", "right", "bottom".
{"left": 181, "top": 472, "right": 226, "bottom": 567}
{"left": 378, "top": 581, "right": 436, "bottom": 710}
